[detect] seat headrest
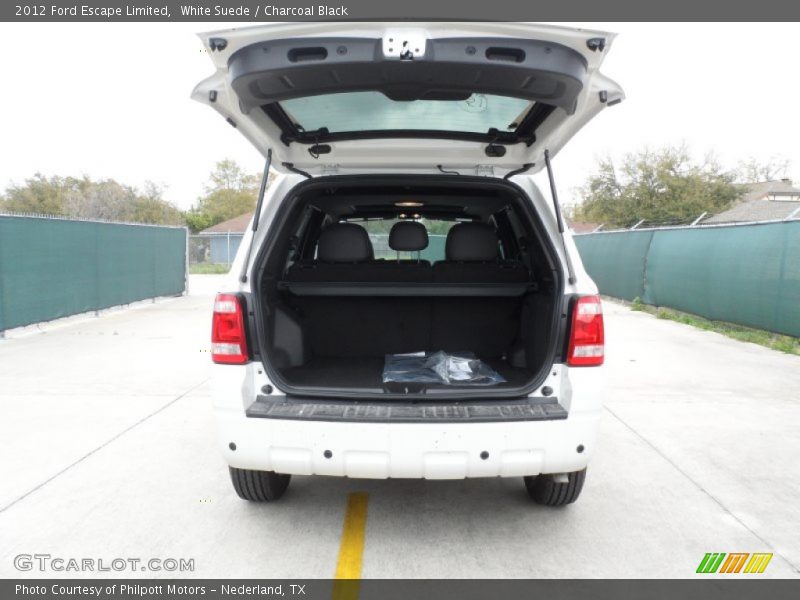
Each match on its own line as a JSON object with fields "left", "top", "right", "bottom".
{"left": 445, "top": 222, "right": 499, "bottom": 262}
{"left": 389, "top": 221, "right": 429, "bottom": 252}
{"left": 317, "top": 223, "right": 374, "bottom": 262}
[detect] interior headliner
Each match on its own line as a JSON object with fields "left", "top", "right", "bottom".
{"left": 305, "top": 188, "right": 514, "bottom": 220}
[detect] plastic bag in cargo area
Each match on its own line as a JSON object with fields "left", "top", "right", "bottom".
{"left": 382, "top": 351, "right": 506, "bottom": 385}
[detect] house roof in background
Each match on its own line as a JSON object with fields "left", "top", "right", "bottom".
{"left": 738, "top": 179, "right": 800, "bottom": 202}
{"left": 705, "top": 179, "right": 800, "bottom": 224}
{"left": 566, "top": 219, "right": 602, "bottom": 234}
{"left": 199, "top": 212, "right": 253, "bottom": 234}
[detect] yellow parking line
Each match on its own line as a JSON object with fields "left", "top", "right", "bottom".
{"left": 335, "top": 492, "right": 370, "bottom": 578}
{"left": 332, "top": 492, "right": 369, "bottom": 600}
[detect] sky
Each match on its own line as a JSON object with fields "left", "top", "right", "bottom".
{"left": 1, "top": 22, "right": 798, "bottom": 211}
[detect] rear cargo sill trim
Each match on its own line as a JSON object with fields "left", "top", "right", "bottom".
{"left": 245, "top": 396, "right": 567, "bottom": 423}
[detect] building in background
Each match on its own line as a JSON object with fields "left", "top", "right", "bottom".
{"left": 198, "top": 212, "right": 253, "bottom": 264}
{"left": 705, "top": 179, "right": 800, "bottom": 224}
{"left": 565, "top": 218, "right": 602, "bottom": 234}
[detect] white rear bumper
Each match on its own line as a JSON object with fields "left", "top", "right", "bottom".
{"left": 215, "top": 408, "right": 599, "bottom": 479}
{"left": 212, "top": 363, "right": 604, "bottom": 479}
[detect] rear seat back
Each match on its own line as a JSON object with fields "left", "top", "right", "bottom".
{"left": 431, "top": 222, "right": 528, "bottom": 357}
{"left": 285, "top": 222, "right": 431, "bottom": 356}
{"left": 287, "top": 222, "right": 432, "bottom": 282}
{"left": 284, "top": 221, "right": 530, "bottom": 358}
{"left": 433, "top": 222, "right": 528, "bottom": 283}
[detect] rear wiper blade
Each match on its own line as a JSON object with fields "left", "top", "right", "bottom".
{"left": 239, "top": 148, "right": 272, "bottom": 284}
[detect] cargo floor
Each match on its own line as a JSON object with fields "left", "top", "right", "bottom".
{"left": 280, "top": 356, "right": 533, "bottom": 390}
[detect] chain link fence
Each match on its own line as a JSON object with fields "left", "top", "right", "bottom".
{"left": 189, "top": 233, "right": 241, "bottom": 273}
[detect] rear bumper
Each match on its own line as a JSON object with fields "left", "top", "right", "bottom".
{"left": 215, "top": 406, "right": 599, "bottom": 479}
{"left": 211, "top": 362, "right": 605, "bottom": 479}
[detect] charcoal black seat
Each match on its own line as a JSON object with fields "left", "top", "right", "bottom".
{"left": 431, "top": 222, "right": 529, "bottom": 357}
{"left": 287, "top": 222, "right": 431, "bottom": 283}
{"left": 387, "top": 221, "right": 430, "bottom": 265}
{"left": 317, "top": 222, "right": 374, "bottom": 263}
{"left": 433, "top": 222, "right": 529, "bottom": 283}
{"left": 286, "top": 222, "right": 375, "bottom": 282}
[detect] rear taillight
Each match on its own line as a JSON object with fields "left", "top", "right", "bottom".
{"left": 567, "top": 295, "right": 604, "bottom": 367}
{"left": 211, "top": 293, "right": 249, "bottom": 364}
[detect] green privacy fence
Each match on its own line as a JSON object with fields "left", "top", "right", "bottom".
{"left": 574, "top": 221, "right": 800, "bottom": 337}
{"left": 422, "top": 234, "right": 447, "bottom": 263}
{"left": 0, "top": 215, "right": 187, "bottom": 332}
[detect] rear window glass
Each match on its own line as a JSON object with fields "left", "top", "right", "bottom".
{"left": 280, "top": 92, "right": 534, "bottom": 134}
{"left": 353, "top": 219, "right": 458, "bottom": 262}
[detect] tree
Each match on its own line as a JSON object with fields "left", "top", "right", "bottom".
{"left": 737, "top": 156, "right": 791, "bottom": 183}
{"left": 186, "top": 159, "right": 262, "bottom": 232}
{"left": 184, "top": 210, "right": 215, "bottom": 233}
{"left": 205, "top": 158, "right": 259, "bottom": 193}
{"left": 1, "top": 173, "right": 85, "bottom": 215}
{"left": 128, "top": 182, "right": 185, "bottom": 225}
{"left": 424, "top": 220, "right": 457, "bottom": 235}
{"left": 1, "top": 174, "right": 185, "bottom": 226}
{"left": 352, "top": 217, "right": 456, "bottom": 236}
{"left": 573, "top": 146, "right": 743, "bottom": 228}
{"left": 64, "top": 179, "right": 137, "bottom": 221}
{"left": 193, "top": 188, "right": 257, "bottom": 225}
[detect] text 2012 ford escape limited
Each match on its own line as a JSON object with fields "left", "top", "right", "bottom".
{"left": 196, "top": 22, "right": 622, "bottom": 505}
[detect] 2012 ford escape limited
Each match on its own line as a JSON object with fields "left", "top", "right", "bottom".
{"left": 196, "top": 22, "right": 622, "bottom": 505}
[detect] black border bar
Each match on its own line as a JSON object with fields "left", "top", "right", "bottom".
{"left": 4, "top": 579, "right": 800, "bottom": 599}
{"left": 4, "top": 0, "right": 800, "bottom": 21}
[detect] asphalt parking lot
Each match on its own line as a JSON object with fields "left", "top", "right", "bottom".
{"left": 1, "top": 275, "right": 798, "bottom": 578}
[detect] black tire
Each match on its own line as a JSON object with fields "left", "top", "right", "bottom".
{"left": 524, "top": 468, "right": 586, "bottom": 506}
{"left": 229, "top": 467, "right": 291, "bottom": 502}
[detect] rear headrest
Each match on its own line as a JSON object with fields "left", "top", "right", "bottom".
{"left": 389, "top": 221, "right": 429, "bottom": 252}
{"left": 317, "top": 223, "right": 374, "bottom": 262}
{"left": 445, "top": 222, "right": 499, "bottom": 262}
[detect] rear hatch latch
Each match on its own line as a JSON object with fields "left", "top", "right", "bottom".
{"left": 383, "top": 382, "right": 427, "bottom": 395}
{"left": 382, "top": 29, "right": 427, "bottom": 60}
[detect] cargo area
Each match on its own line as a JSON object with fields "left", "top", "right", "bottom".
{"left": 252, "top": 176, "right": 565, "bottom": 399}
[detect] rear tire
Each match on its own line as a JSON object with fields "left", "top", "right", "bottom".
{"left": 229, "top": 467, "right": 291, "bottom": 502}
{"left": 524, "top": 468, "right": 586, "bottom": 506}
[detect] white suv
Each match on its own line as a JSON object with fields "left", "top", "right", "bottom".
{"left": 196, "top": 22, "right": 621, "bottom": 505}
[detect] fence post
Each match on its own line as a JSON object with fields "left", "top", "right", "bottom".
{"left": 151, "top": 227, "right": 157, "bottom": 303}
{"left": 184, "top": 227, "right": 190, "bottom": 296}
{"left": 0, "top": 217, "right": 4, "bottom": 338}
{"left": 690, "top": 212, "right": 707, "bottom": 226}
{"left": 94, "top": 223, "right": 101, "bottom": 317}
